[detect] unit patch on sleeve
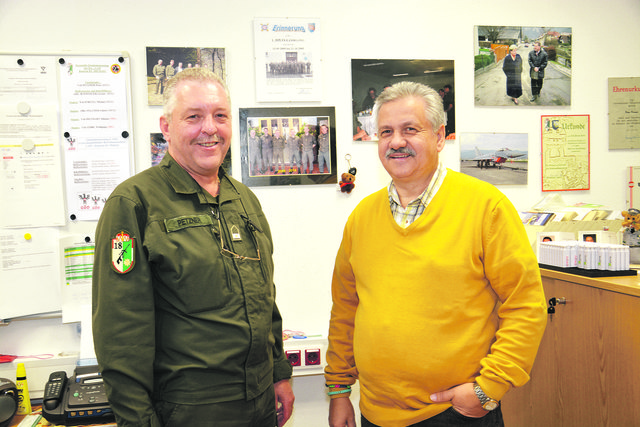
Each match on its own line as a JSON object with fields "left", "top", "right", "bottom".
{"left": 111, "top": 231, "right": 135, "bottom": 274}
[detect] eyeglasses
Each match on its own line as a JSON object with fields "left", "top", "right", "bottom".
{"left": 211, "top": 207, "right": 261, "bottom": 261}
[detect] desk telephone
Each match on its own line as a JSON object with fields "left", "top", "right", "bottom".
{"left": 42, "top": 366, "right": 114, "bottom": 425}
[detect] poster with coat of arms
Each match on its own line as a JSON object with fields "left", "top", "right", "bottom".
{"left": 253, "top": 18, "right": 322, "bottom": 102}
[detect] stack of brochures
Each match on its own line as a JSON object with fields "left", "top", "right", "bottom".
{"left": 539, "top": 241, "right": 630, "bottom": 271}
{"left": 519, "top": 212, "right": 555, "bottom": 226}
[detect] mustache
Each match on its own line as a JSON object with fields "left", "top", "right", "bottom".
{"left": 385, "top": 147, "right": 416, "bottom": 158}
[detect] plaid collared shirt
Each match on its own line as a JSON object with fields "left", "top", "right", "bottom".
{"left": 388, "top": 163, "right": 447, "bottom": 228}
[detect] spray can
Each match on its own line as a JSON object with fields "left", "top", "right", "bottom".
{"left": 16, "top": 362, "right": 31, "bottom": 415}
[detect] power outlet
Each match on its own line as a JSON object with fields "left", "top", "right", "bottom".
{"left": 305, "top": 348, "right": 321, "bottom": 366}
{"left": 283, "top": 336, "right": 327, "bottom": 376}
{"left": 285, "top": 350, "right": 301, "bottom": 367}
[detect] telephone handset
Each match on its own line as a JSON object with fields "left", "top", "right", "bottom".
{"left": 42, "top": 366, "right": 114, "bottom": 426}
{"left": 43, "top": 371, "right": 67, "bottom": 410}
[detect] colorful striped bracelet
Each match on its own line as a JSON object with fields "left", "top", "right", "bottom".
{"left": 327, "top": 388, "right": 352, "bottom": 396}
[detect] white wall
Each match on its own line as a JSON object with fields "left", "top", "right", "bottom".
{"left": 1, "top": 0, "right": 638, "bottom": 425}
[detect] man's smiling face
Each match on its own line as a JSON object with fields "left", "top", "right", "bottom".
{"left": 377, "top": 95, "right": 445, "bottom": 188}
{"left": 160, "top": 79, "right": 231, "bottom": 182}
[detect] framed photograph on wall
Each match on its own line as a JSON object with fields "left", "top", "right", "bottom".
{"left": 239, "top": 106, "right": 337, "bottom": 187}
{"left": 253, "top": 18, "right": 322, "bottom": 102}
{"left": 474, "top": 26, "right": 572, "bottom": 107}
{"left": 351, "top": 59, "right": 455, "bottom": 142}
{"left": 145, "top": 46, "right": 226, "bottom": 105}
{"left": 459, "top": 132, "right": 528, "bottom": 185}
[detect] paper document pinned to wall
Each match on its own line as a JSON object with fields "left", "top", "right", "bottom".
{"left": 58, "top": 55, "right": 133, "bottom": 221}
{"left": 0, "top": 227, "right": 61, "bottom": 319}
{"left": 60, "top": 235, "right": 95, "bottom": 323}
{"left": 0, "top": 103, "right": 66, "bottom": 227}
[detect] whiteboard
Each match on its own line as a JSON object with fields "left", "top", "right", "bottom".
{"left": 0, "top": 52, "right": 134, "bottom": 320}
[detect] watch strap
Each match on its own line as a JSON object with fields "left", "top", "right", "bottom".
{"left": 473, "top": 383, "right": 499, "bottom": 411}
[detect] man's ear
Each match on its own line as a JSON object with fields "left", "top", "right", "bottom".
{"left": 159, "top": 116, "right": 171, "bottom": 142}
{"left": 435, "top": 125, "right": 446, "bottom": 152}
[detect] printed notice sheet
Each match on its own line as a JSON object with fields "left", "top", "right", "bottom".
{"left": 254, "top": 18, "right": 322, "bottom": 102}
{"left": 608, "top": 77, "right": 640, "bottom": 149}
{"left": 0, "top": 104, "right": 66, "bottom": 227}
{"left": 59, "top": 55, "right": 133, "bottom": 221}
{"left": 0, "top": 228, "right": 61, "bottom": 319}
{"left": 0, "top": 55, "right": 66, "bottom": 227}
{"left": 60, "top": 235, "right": 95, "bottom": 323}
{"left": 541, "top": 115, "right": 590, "bottom": 191}
{"left": 0, "top": 54, "right": 58, "bottom": 103}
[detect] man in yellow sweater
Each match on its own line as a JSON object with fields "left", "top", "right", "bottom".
{"left": 325, "top": 82, "right": 547, "bottom": 427}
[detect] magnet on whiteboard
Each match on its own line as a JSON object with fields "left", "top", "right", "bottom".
{"left": 24, "top": 233, "right": 32, "bottom": 241}
{"left": 17, "top": 101, "right": 31, "bottom": 115}
{"left": 22, "top": 139, "right": 35, "bottom": 151}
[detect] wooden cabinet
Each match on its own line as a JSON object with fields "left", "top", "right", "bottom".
{"left": 501, "top": 269, "right": 640, "bottom": 427}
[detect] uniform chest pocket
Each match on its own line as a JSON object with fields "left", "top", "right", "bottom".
{"left": 154, "top": 215, "right": 238, "bottom": 313}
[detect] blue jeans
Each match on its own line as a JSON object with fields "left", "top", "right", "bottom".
{"left": 362, "top": 406, "right": 504, "bottom": 427}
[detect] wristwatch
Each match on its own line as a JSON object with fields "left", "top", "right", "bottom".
{"left": 473, "top": 383, "right": 499, "bottom": 411}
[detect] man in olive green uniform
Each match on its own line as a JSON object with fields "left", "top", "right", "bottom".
{"left": 301, "top": 125, "right": 316, "bottom": 174}
{"left": 152, "top": 59, "right": 165, "bottom": 94}
{"left": 92, "top": 68, "right": 294, "bottom": 427}
{"left": 248, "top": 127, "right": 263, "bottom": 175}
{"left": 286, "top": 127, "right": 301, "bottom": 174}
{"left": 165, "top": 59, "right": 175, "bottom": 82}
{"left": 272, "top": 128, "right": 286, "bottom": 174}
{"left": 317, "top": 122, "right": 331, "bottom": 173}
{"left": 261, "top": 127, "right": 274, "bottom": 174}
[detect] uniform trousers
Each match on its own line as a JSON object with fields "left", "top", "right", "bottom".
{"left": 155, "top": 384, "right": 276, "bottom": 427}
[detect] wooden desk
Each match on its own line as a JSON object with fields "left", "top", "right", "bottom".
{"left": 9, "top": 406, "right": 115, "bottom": 427}
{"left": 501, "top": 269, "right": 640, "bottom": 427}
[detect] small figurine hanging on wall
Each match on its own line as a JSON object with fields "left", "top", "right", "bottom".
{"left": 339, "top": 154, "right": 357, "bottom": 194}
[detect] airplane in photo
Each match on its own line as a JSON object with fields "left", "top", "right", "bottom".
{"left": 472, "top": 147, "right": 527, "bottom": 169}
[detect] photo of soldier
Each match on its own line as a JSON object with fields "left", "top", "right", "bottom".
{"left": 301, "top": 125, "right": 316, "bottom": 174}
{"left": 152, "top": 59, "right": 165, "bottom": 94}
{"left": 261, "top": 127, "right": 274, "bottom": 174}
{"left": 272, "top": 128, "right": 286, "bottom": 174}
{"left": 146, "top": 46, "right": 226, "bottom": 105}
{"left": 165, "top": 59, "right": 176, "bottom": 82}
{"left": 238, "top": 108, "right": 337, "bottom": 187}
{"left": 286, "top": 128, "right": 302, "bottom": 174}
{"left": 248, "top": 127, "right": 263, "bottom": 176}
{"left": 317, "top": 122, "right": 331, "bottom": 173}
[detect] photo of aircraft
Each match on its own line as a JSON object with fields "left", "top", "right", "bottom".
{"left": 472, "top": 147, "right": 527, "bottom": 169}
{"left": 460, "top": 132, "right": 528, "bottom": 185}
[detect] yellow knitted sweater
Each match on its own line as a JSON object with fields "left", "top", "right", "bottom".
{"left": 325, "top": 170, "right": 547, "bottom": 427}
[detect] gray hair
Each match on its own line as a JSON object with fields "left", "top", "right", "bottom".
{"left": 162, "top": 68, "right": 230, "bottom": 123}
{"left": 373, "top": 81, "right": 446, "bottom": 133}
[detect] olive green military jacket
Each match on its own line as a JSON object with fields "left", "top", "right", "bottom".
{"left": 92, "top": 153, "right": 291, "bottom": 427}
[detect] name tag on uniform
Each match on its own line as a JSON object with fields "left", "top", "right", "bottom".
{"left": 165, "top": 215, "right": 213, "bottom": 232}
